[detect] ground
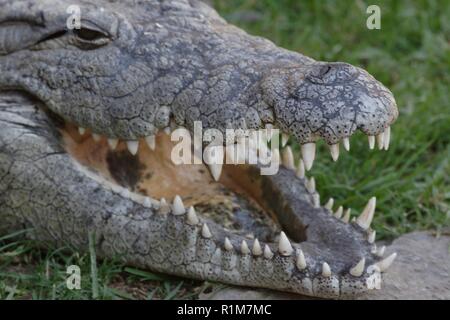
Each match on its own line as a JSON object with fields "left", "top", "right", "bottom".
{"left": 0, "top": 0, "right": 449, "bottom": 299}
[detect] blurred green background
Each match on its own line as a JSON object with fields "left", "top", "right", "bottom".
{"left": 1, "top": 0, "right": 449, "bottom": 299}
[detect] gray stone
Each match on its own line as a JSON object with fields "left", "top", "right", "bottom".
{"left": 201, "top": 231, "right": 450, "bottom": 300}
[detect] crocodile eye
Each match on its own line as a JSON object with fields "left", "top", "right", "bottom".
{"left": 74, "top": 28, "right": 107, "bottom": 41}
{"left": 72, "top": 26, "right": 110, "bottom": 48}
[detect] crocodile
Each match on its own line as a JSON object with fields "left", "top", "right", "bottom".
{"left": 0, "top": 0, "right": 399, "bottom": 298}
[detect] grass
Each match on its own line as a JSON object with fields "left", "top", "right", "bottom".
{"left": 1, "top": 0, "right": 449, "bottom": 299}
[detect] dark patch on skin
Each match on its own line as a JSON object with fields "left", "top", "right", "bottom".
{"left": 106, "top": 150, "right": 144, "bottom": 189}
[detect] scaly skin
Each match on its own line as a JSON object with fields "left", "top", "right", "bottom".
{"left": 0, "top": 0, "right": 398, "bottom": 298}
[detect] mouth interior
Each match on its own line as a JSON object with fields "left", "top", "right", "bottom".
{"left": 61, "top": 123, "right": 283, "bottom": 242}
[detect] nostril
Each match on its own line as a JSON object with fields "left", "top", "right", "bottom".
{"left": 319, "top": 65, "right": 332, "bottom": 78}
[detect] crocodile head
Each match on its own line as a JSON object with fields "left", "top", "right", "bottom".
{"left": 0, "top": 0, "right": 398, "bottom": 298}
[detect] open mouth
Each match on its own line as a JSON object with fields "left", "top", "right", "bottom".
{"left": 55, "top": 111, "right": 396, "bottom": 298}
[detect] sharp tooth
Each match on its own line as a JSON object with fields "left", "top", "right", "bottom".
{"left": 377, "top": 252, "right": 397, "bottom": 272}
{"left": 371, "top": 244, "right": 378, "bottom": 254}
{"left": 282, "top": 146, "right": 295, "bottom": 170}
{"left": 356, "top": 197, "right": 376, "bottom": 230}
{"left": 322, "top": 262, "right": 331, "bottom": 277}
{"left": 343, "top": 137, "right": 350, "bottom": 151}
{"left": 143, "top": 197, "right": 152, "bottom": 208}
{"left": 172, "top": 195, "right": 185, "bottom": 215}
{"left": 145, "top": 135, "right": 156, "bottom": 151}
{"left": 350, "top": 258, "right": 365, "bottom": 277}
{"left": 240, "top": 240, "right": 250, "bottom": 254}
{"left": 208, "top": 163, "right": 223, "bottom": 181}
{"left": 278, "top": 231, "right": 293, "bottom": 256}
{"left": 368, "top": 230, "right": 376, "bottom": 244}
{"left": 368, "top": 135, "right": 375, "bottom": 150}
{"left": 306, "top": 177, "right": 316, "bottom": 193}
{"left": 186, "top": 206, "right": 199, "bottom": 225}
{"left": 296, "top": 249, "right": 307, "bottom": 270}
{"left": 377, "top": 131, "right": 385, "bottom": 150}
{"left": 383, "top": 127, "right": 391, "bottom": 150}
{"left": 201, "top": 223, "right": 212, "bottom": 238}
{"left": 301, "top": 143, "right": 316, "bottom": 171}
{"left": 342, "top": 208, "right": 351, "bottom": 223}
{"left": 107, "top": 138, "right": 118, "bottom": 150}
{"left": 252, "top": 239, "right": 262, "bottom": 256}
{"left": 159, "top": 198, "right": 170, "bottom": 214}
{"left": 324, "top": 198, "right": 334, "bottom": 211}
{"left": 296, "top": 159, "right": 305, "bottom": 179}
{"left": 126, "top": 140, "right": 139, "bottom": 155}
{"left": 164, "top": 127, "right": 171, "bottom": 135}
{"left": 313, "top": 194, "right": 320, "bottom": 208}
{"left": 224, "top": 237, "right": 233, "bottom": 251}
{"left": 334, "top": 206, "right": 343, "bottom": 219}
{"left": 263, "top": 244, "right": 273, "bottom": 259}
{"left": 271, "top": 148, "right": 280, "bottom": 166}
{"left": 78, "top": 127, "right": 86, "bottom": 135}
{"left": 92, "top": 133, "right": 101, "bottom": 142}
{"left": 376, "top": 245, "right": 386, "bottom": 257}
{"left": 281, "top": 133, "right": 289, "bottom": 147}
{"left": 329, "top": 143, "right": 340, "bottom": 161}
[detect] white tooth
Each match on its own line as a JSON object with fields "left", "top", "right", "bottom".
{"left": 322, "top": 262, "right": 331, "bottom": 277}
{"left": 224, "top": 237, "right": 233, "bottom": 251}
{"left": 281, "top": 133, "right": 289, "bottom": 147}
{"left": 201, "top": 223, "right": 212, "bottom": 238}
{"left": 240, "top": 240, "right": 250, "bottom": 254}
{"left": 92, "top": 133, "right": 101, "bottom": 142}
{"left": 368, "top": 135, "right": 375, "bottom": 150}
{"left": 126, "top": 140, "right": 139, "bottom": 155}
{"left": 368, "top": 230, "right": 376, "bottom": 244}
{"left": 263, "top": 244, "right": 273, "bottom": 259}
{"left": 350, "top": 258, "right": 365, "bottom": 277}
{"left": 325, "top": 198, "right": 334, "bottom": 211}
{"left": 377, "top": 131, "right": 385, "bottom": 150}
{"left": 296, "top": 249, "right": 307, "bottom": 270}
{"left": 296, "top": 159, "right": 305, "bottom": 179}
{"left": 377, "top": 245, "right": 386, "bottom": 257}
{"left": 371, "top": 244, "right": 378, "bottom": 254}
{"left": 120, "top": 188, "right": 130, "bottom": 198}
{"left": 172, "top": 195, "right": 185, "bottom": 215}
{"left": 271, "top": 148, "right": 281, "bottom": 166}
{"left": 313, "top": 194, "right": 320, "bottom": 208}
{"left": 186, "top": 206, "right": 199, "bottom": 225}
{"left": 252, "top": 239, "right": 262, "bottom": 256}
{"left": 383, "top": 127, "right": 391, "bottom": 150}
{"left": 143, "top": 197, "right": 152, "bottom": 208}
{"left": 301, "top": 143, "right": 316, "bottom": 171}
{"left": 158, "top": 197, "right": 169, "bottom": 214}
{"left": 334, "top": 206, "right": 343, "bottom": 219}
{"left": 278, "top": 231, "right": 293, "bottom": 256}
{"left": 208, "top": 163, "right": 223, "bottom": 181}
{"left": 356, "top": 197, "right": 376, "bottom": 230}
{"left": 343, "top": 137, "right": 350, "bottom": 151}
{"left": 329, "top": 143, "right": 340, "bottom": 161}
{"left": 282, "top": 146, "right": 295, "bottom": 170}
{"left": 164, "top": 127, "right": 171, "bottom": 135}
{"left": 107, "top": 138, "right": 118, "bottom": 150}
{"left": 145, "top": 135, "right": 156, "bottom": 151}
{"left": 377, "top": 252, "right": 397, "bottom": 272}
{"left": 342, "top": 208, "right": 351, "bottom": 223}
{"left": 78, "top": 127, "right": 86, "bottom": 135}
{"left": 306, "top": 177, "right": 316, "bottom": 194}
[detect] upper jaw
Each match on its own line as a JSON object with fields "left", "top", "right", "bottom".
{"left": 263, "top": 61, "right": 398, "bottom": 147}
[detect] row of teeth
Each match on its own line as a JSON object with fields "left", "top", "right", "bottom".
{"left": 277, "top": 125, "right": 391, "bottom": 171}
{"left": 77, "top": 124, "right": 391, "bottom": 182}
{"left": 156, "top": 195, "right": 397, "bottom": 279}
